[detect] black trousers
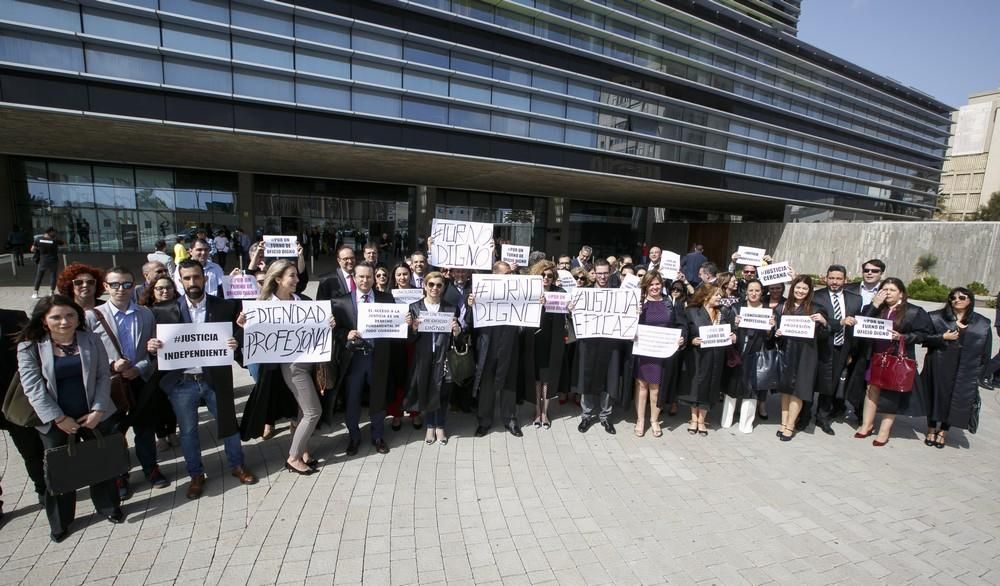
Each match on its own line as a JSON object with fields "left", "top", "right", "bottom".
{"left": 33, "top": 261, "right": 57, "bottom": 291}
{"left": 476, "top": 377, "right": 516, "bottom": 428}
{"left": 3, "top": 422, "right": 46, "bottom": 496}
{"left": 39, "top": 418, "right": 120, "bottom": 536}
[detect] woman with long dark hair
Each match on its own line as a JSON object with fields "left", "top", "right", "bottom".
{"left": 530, "top": 261, "right": 568, "bottom": 429}
{"left": 921, "top": 287, "right": 993, "bottom": 447}
{"left": 387, "top": 262, "right": 421, "bottom": 430}
{"left": 678, "top": 285, "right": 736, "bottom": 436}
{"left": 773, "top": 276, "right": 828, "bottom": 441}
{"left": 633, "top": 271, "right": 685, "bottom": 437}
{"left": 724, "top": 280, "right": 774, "bottom": 433}
{"left": 851, "top": 278, "right": 932, "bottom": 446}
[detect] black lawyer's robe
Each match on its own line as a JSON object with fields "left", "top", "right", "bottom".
{"left": 920, "top": 309, "right": 992, "bottom": 429}
{"left": 405, "top": 299, "right": 458, "bottom": 413}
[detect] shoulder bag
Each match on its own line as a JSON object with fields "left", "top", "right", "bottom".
{"left": 745, "top": 348, "right": 784, "bottom": 391}
{"left": 448, "top": 334, "right": 475, "bottom": 386}
{"left": 2, "top": 344, "right": 43, "bottom": 428}
{"left": 869, "top": 337, "right": 917, "bottom": 392}
{"left": 88, "top": 310, "right": 136, "bottom": 413}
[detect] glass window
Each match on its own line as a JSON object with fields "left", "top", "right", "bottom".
{"left": 353, "top": 89, "right": 401, "bottom": 117}
{"left": 352, "top": 60, "right": 402, "bottom": 87}
{"left": 567, "top": 80, "right": 598, "bottom": 101}
{"left": 49, "top": 184, "right": 94, "bottom": 207}
{"left": 451, "top": 52, "right": 491, "bottom": 77}
{"left": 450, "top": 105, "right": 490, "bottom": 130}
{"left": 94, "top": 187, "right": 136, "bottom": 209}
{"left": 160, "top": 0, "right": 229, "bottom": 23}
{"left": 565, "top": 127, "right": 596, "bottom": 147}
{"left": 531, "top": 71, "right": 565, "bottom": 93}
{"left": 296, "top": 80, "right": 350, "bottom": 109}
{"left": 49, "top": 163, "right": 92, "bottom": 183}
{"left": 530, "top": 96, "right": 564, "bottom": 117}
{"left": 493, "top": 62, "right": 531, "bottom": 85}
{"left": 82, "top": 8, "right": 159, "bottom": 45}
{"left": 403, "top": 69, "right": 448, "bottom": 95}
{"left": 453, "top": 0, "right": 494, "bottom": 21}
{"left": 6, "top": 0, "right": 81, "bottom": 31}
{"left": 233, "top": 37, "right": 293, "bottom": 69}
{"left": 492, "top": 87, "right": 530, "bottom": 111}
{"left": 403, "top": 41, "right": 449, "bottom": 68}
{"left": 491, "top": 113, "right": 528, "bottom": 136}
{"left": 495, "top": 7, "right": 533, "bottom": 33}
{"left": 529, "top": 120, "right": 564, "bottom": 142}
{"left": 352, "top": 30, "right": 402, "bottom": 58}
{"left": 566, "top": 103, "right": 596, "bottom": 124}
{"left": 164, "top": 58, "right": 232, "bottom": 93}
{"left": 94, "top": 166, "right": 134, "bottom": 187}
{"left": 295, "top": 18, "right": 350, "bottom": 48}
{"left": 174, "top": 189, "right": 199, "bottom": 210}
{"left": 136, "top": 169, "right": 174, "bottom": 189}
{"left": 0, "top": 30, "right": 84, "bottom": 71}
{"left": 296, "top": 48, "right": 349, "bottom": 78}
{"left": 85, "top": 46, "right": 163, "bottom": 83}
{"left": 232, "top": 3, "right": 293, "bottom": 36}
{"left": 162, "top": 23, "right": 231, "bottom": 58}
{"left": 234, "top": 69, "right": 294, "bottom": 101}
{"left": 450, "top": 79, "right": 490, "bottom": 103}
{"left": 402, "top": 97, "right": 448, "bottom": 124}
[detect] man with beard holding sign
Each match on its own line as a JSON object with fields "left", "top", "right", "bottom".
{"left": 147, "top": 260, "right": 257, "bottom": 499}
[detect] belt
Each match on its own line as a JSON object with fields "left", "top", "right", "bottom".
{"left": 181, "top": 373, "right": 206, "bottom": 381}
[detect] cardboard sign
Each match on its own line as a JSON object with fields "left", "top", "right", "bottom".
{"left": 241, "top": 300, "right": 333, "bottom": 365}
{"left": 429, "top": 219, "right": 493, "bottom": 270}
{"left": 735, "top": 246, "right": 766, "bottom": 267}
{"left": 263, "top": 235, "right": 297, "bottom": 258}
{"left": 557, "top": 269, "right": 577, "bottom": 292}
{"left": 854, "top": 316, "right": 893, "bottom": 340}
{"left": 620, "top": 274, "right": 641, "bottom": 290}
{"left": 632, "top": 325, "right": 682, "bottom": 358}
{"left": 156, "top": 322, "right": 233, "bottom": 370}
{"left": 471, "top": 274, "right": 543, "bottom": 328}
{"left": 698, "top": 324, "right": 732, "bottom": 348}
{"left": 391, "top": 288, "right": 424, "bottom": 305}
{"left": 570, "top": 288, "right": 640, "bottom": 340}
{"left": 657, "top": 251, "right": 681, "bottom": 278}
{"left": 500, "top": 244, "right": 529, "bottom": 267}
{"left": 417, "top": 311, "right": 454, "bottom": 333}
{"left": 738, "top": 306, "right": 773, "bottom": 330}
{"left": 779, "top": 315, "right": 816, "bottom": 339}
{"left": 543, "top": 291, "right": 569, "bottom": 314}
{"left": 758, "top": 262, "right": 793, "bottom": 286}
{"left": 221, "top": 275, "right": 261, "bottom": 300}
{"left": 357, "top": 303, "right": 409, "bottom": 339}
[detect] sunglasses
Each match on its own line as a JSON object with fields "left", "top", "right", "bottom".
{"left": 426, "top": 282, "right": 444, "bottom": 289}
{"left": 153, "top": 285, "right": 174, "bottom": 292}
{"left": 72, "top": 279, "right": 97, "bottom": 287}
{"left": 106, "top": 282, "right": 134, "bottom": 290}
{"left": 575, "top": 276, "right": 587, "bottom": 281}
{"left": 950, "top": 295, "right": 969, "bottom": 301}
{"left": 862, "top": 268, "right": 882, "bottom": 274}
{"left": 542, "top": 273, "right": 556, "bottom": 279}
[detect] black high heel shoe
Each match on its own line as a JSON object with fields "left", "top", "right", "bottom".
{"left": 304, "top": 459, "right": 318, "bottom": 469}
{"left": 284, "top": 462, "right": 316, "bottom": 476}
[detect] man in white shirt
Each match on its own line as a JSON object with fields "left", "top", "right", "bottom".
{"left": 410, "top": 251, "right": 428, "bottom": 288}
{"left": 173, "top": 238, "right": 224, "bottom": 296}
{"left": 844, "top": 258, "right": 885, "bottom": 308}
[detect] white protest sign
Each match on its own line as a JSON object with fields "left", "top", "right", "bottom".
{"left": 429, "top": 219, "right": 493, "bottom": 270}
{"left": 156, "top": 322, "right": 233, "bottom": 370}
{"left": 854, "top": 316, "right": 893, "bottom": 340}
{"left": 557, "top": 269, "right": 576, "bottom": 293}
{"left": 418, "top": 311, "right": 454, "bottom": 333}
{"left": 632, "top": 325, "right": 682, "bottom": 358}
{"left": 543, "top": 291, "right": 569, "bottom": 314}
{"left": 738, "top": 306, "right": 773, "bottom": 330}
{"left": 698, "top": 324, "right": 732, "bottom": 348}
{"left": 501, "top": 244, "right": 529, "bottom": 267}
{"left": 263, "top": 235, "right": 297, "bottom": 258}
{"left": 471, "top": 274, "right": 543, "bottom": 328}
{"left": 241, "top": 300, "right": 333, "bottom": 365}
{"left": 570, "top": 288, "right": 640, "bottom": 340}
{"left": 620, "top": 274, "right": 641, "bottom": 289}
{"left": 221, "top": 275, "right": 261, "bottom": 300}
{"left": 758, "top": 262, "right": 793, "bottom": 286}
{"left": 779, "top": 315, "right": 816, "bottom": 339}
{"left": 658, "top": 251, "right": 681, "bottom": 278}
{"left": 735, "top": 246, "right": 766, "bottom": 267}
{"left": 357, "top": 303, "right": 409, "bottom": 339}
{"left": 391, "top": 288, "right": 424, "bottom": 305}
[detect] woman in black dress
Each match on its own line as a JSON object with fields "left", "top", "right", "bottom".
{"left": 633, "top": 271, "right": 685, "bottom": 437}
{"left": 921, "top": 287, "right": 993, "bottom": 448}
{"left": 773, "top": 276, "right": 828, "bottom": 441}
{"left": 723, "top": 280, "right": 774, "bottom": 433}
{"left": 679, "top": 285, "right": 736, "bottom": 436}
{"left": 531, "top": 261, "right": 567, "bottom": 429}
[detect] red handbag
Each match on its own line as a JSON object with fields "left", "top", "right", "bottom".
{"left": 869, "top": 338, "right": 917, "bottom": 392}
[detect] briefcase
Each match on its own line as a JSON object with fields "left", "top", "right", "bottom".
{"left": 43, "top": 429, "right": 130, "bottom": 495}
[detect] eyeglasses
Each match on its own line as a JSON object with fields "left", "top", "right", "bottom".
{"left": 339, "top": 256, "right": 355, "bottom": 262}
{"left": 595, "top": 272, "right": 610, "bottom": 277}
{"left": 376, "top": 273, "right": 388, "bottom": 279}
{"left": 106, "top": 282, "right": 134, "bottom": 290}
{"left": 153, "top": 286, "right": 173, "bottom": 292}
{"left": 862, "top": 268, "right": 882, "bottom": 274}
{"left": 72, "top": 279, "right": 96, "bottom": 287}
{"left": 542, "top": 273, "right": 556, "bottom": 279}
{"left": 426, "top": 282, "right": 444, "bottom": 289}
{"left": 950, "top": 295, "right": 969, "bottom": 301}
{"left": 575, "top": 276, "right": 587, "bottom": 281}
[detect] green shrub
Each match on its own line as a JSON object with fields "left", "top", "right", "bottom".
{"left": 907, "top": 277, "right": 950, "bottom": 303}
{"left": 967, "top": 281, "right": 990, "bottom": 296}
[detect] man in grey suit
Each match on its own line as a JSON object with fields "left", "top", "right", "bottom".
{"left": 87, "top": 266, "right": 168, "bottom": 497}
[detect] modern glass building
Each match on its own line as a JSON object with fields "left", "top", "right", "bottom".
{"left": 0, "top": 0, "right": 952, "bottom": 255}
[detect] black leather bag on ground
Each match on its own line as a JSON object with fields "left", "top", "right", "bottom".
{"left": 746, "top": 349, "right": 784, "bottom": 391}
{"left": 43, "top": 429, "right": 130, "bottom": 495}
{"left": 448, "top": 336, "right": 475, "bottom": 386}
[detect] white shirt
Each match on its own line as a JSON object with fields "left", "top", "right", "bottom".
{"left": 858, "top": 282, "right": 880, "bottom": 307}
{"left": 184, "top": 295, "right": 208, "bottom": 374}
{"left": 173, "top": 260, "right": 224, "bottom": 297}
{"left": 355, "top": 288, "right": 373, "bottom": 305}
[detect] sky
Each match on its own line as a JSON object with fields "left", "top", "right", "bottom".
{"left": 797, "top": 0, "right": 1000, "bottom": 109}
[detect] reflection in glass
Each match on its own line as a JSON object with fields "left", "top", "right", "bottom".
{"left": 0, "top": 31, "right": 84, "bottom": 71}
{"left": 164, "top": 58, "right": 232, "bottom": 93}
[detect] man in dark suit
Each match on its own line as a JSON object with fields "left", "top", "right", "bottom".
{"left": 317, "top": 245, "right": 356, "bottom": 301}
{"left": 443, "top": 267, "right": 474, "bottom": 412}
{"left": 810, "top": 264, "right": 863, "bottom": 435}
{"left": 569, "top": 245, "right": 593, "bottom": 270}
{"left": 149, "top": 260, "right": 257, "bottom": 499}
{"left": 681, "top": 244, "right": 707, "bottom": 286}
{"left": 843, "top": 258, "right": 885, "bottom": 309}
{"left": 330, "top": 262, "right": 394, "bottom": 456}
{"left": 0, "top": 308, "right": 46, "bottom": 510}
{"left": 409, "top": 251, "right": 429, "bottom": 288}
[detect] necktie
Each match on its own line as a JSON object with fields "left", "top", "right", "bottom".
{"left": 363, "top": 292, "right": 370, "bottom": 303}
{"left": 832, "top": 292, "right": 844, "bottom": 346}
{"left": 415, "top": 275, "right": 423, "bottom": 288}
{"left": 114, "top": 311, "right": 135, "bottom": 362}
{"left": 347, "top": 274, "right": 356, "bottom": 293}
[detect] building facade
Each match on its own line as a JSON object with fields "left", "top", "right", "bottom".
{"left": 938, "top": 89, "right": 1000, "bottom": 220}
{"left": 0, "top": 0, "right": 952, "bottom": 256}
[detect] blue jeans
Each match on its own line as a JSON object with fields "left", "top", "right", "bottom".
{"left": 166, "top": 378, "right": 244, "bottom": 477}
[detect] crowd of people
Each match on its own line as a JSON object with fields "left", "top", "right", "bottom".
{"left": 2, "top": 231, "right": 997, "bottom": 544}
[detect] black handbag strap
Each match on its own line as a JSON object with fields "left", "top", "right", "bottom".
{"left": 89, "top": 309, "right": 124, "bottom": 360}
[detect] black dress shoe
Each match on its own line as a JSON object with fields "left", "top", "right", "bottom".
{"left": 795, "top": 418, "right": 810, "bottom": 432}
{"left": 474, "top": 426, "right": 490, "bottom": 437}
{"left": 391, "top": 421, "right": 402, "bottom": 431}
{"left": 601, "top": 420, "right": 616, "bottom": 435}
{"left": 51, "top": 530, "right": 68, "bottom": 543}
{"left": 505, "top": 421, "right": 523, "bottom": 437}
{"left": 578, "top": 418, "right": 595, "bottom": 433}
{"left": 818, "top": 421, "right": 835, "bottom": 436}
{"left": 346, "top": 440, "right": 360, "bottom": 456}
{"left": 107, "top": 508, "right": 125, "bottom": 524}
{"left": 980, "top": 377, "right": 995, "bottom": 390}
{"left": 373, "top": 439, "right": 390, "bottom": 454}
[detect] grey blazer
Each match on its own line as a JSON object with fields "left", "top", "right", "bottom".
{"left": 17, "top": 331, "right": 116, "bottom": 433}
{"left": 86, "top": 303, "right": 156, "bottom": 381}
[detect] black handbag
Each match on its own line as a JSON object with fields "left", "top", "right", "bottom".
{"left": 448, "top": 336, "right": 475, "bottom": 386}
{"left": 969, "top": 391, "right": 981, "bottom": 435}
{"left": 745, "top": 348, "right": 784, "bottom": 391}
{"left": 43, "top": 428, "right": 130, "bottom": 495}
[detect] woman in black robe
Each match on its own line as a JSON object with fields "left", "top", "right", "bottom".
{"left": 678, "top": 284, "right": 736, "bottom": 436}
{"left": 529, "top": 261, "right": 567, "bottom": 429}
{"left": 723, "top": 280, "right": 774, "bottom": 433}
{"left": 921, "top": 287, "right": 993, "bottom": 448}
{"left": 773, "top": 275, "right": 828, "bottom": 442}
{"left": 405, "top": 272, "right": 462, "bottom": 445}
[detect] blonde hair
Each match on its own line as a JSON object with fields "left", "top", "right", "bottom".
{"left": 529, "top": 260, "right": 555, "bottom": 276}
{"left": 258, "top": 260, "right": 297, "bottom": 299}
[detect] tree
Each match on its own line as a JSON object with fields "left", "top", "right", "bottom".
{"left": 976, "top": 191, "right": 1000, "bottom": 221}
{"left": 913, "top": 253, "right": 938, "bottom": 278}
